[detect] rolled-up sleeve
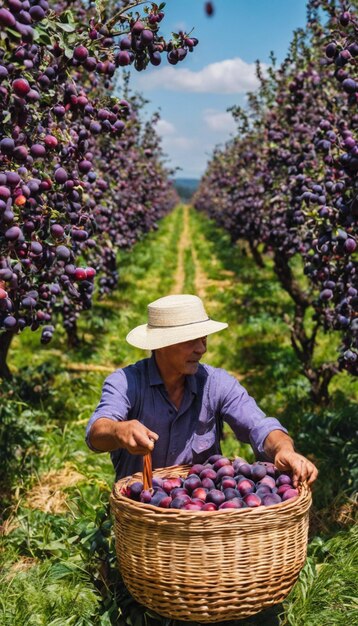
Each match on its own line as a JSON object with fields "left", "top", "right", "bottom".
{"left": 217, "top": 370, "right": 288, "bottom": 459}
{"left": 85, "top": 369, "right": 131, "bottom": 451}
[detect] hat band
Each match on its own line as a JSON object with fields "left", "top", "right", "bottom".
{"left": 147, "top": 317, "right": 210, "bottom": 329}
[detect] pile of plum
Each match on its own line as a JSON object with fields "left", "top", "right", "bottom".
{"left": 123, "top": 455, "right": 299, "bottom": 511}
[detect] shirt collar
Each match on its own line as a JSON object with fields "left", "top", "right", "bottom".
{"left": 148, "top": 353, "right": 197, "bottom": 395}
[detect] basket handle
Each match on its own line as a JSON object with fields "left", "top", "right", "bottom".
{"left": 143, "top": 452, "right": 153, "bottom": 491}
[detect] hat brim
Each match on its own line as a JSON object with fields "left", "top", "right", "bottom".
{"left": 126, "top": 319, "right": 228, "bottom": 350}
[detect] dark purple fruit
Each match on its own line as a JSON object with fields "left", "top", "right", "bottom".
{"left": 206, "top": 489, "right": 225, "bottom": 506}
{"left": 281, "top": 489, "right": 299, "bottom": 501}
{"left": 262, "top": 494, "right": 282, "bottom": 506}
{"left": 243, "top": 493, "right": 262, "bottom": 507}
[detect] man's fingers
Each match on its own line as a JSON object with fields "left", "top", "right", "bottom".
{"left": 306, "top": 463, "right": 319, "bottom": 486}
{"left": 146, "top": 429, "right": 159, "bottom": 450}
{"left": 292, "top": 460, "right": 318, "bottom": 487}
{"left": 127, "top": 428, "right": 159, "bottom": 454}
{"left": 147, "top": 429, "right": 159, "bottom": 442}
{"left": 275, "top": 452, "right": 318, "bottom": 488}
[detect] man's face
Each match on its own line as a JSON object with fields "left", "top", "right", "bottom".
{"left": 155, "top": 336, "right": 207, "bottom": 376}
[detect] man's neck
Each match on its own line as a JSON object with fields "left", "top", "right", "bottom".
{"left": 154, "top": 355, "right": 186, "bottom": 389}
{"left": 153, "top": 353, "right": 186, "bottom": 399}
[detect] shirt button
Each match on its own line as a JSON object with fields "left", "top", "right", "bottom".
{"left": 169, "top": 409, "right": 174, "bottom": 415}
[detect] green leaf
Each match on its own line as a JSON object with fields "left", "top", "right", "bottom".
{"left": 158, "top": 2, "right": 166, "bottom": 10}
{"left": 56, "top": 22, "right": 77, "bottom": 33}
{"left": 95, "top": 0, "right": 105, "bottom": 19}
{"left": 4, "top": 27, "right": 22, "bottom": 38}
{"left": 64, "top": 46, "right": 74, "bottom": 59}
{"left": 36, "top": 31, "right": 53, "bottom": 45}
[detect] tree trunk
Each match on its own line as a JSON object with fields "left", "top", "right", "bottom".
{"left": 304, "top": 363, "right": 338, "bottom": 405}
{"left": 0, "top": 331, "right": 13, "bottom": 381}
{"left": 272, "top": 253, "right": 339, "bottom": 404}
{"left": 273, "top": 251, "right": 310, "bottom": 308}
{"left": 66, "top": 321, "right": 80, "bottom": 348}
{"left": 248, "top": 240, "right": 265, "bottom": 268}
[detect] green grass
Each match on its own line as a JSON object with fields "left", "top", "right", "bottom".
{"left": 0, "top": 204, "right": 357, "bottom": 626}
{"left": 183, "top": 246, "right": 196, "bottom": 293}
{"left": 282, "top": 525, "right": 358, "bottom": 625}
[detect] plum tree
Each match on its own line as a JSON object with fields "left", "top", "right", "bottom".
{"left": 194, "top": 0, "right": 357, "bottom": 402}
{"left": 0, "top": 0, "right": 198, "bottom": 377}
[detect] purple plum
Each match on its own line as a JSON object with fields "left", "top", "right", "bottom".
{"left": 188, "top": 464, "right": 205, "bottom": 476}
{"left": 213, "top": 457, "right": 231, "bottom": 470}
{"left": 224, "top": 487, "right": 240, "bottom": 500}
{"left": 221, "top": 477, "right": 237, "bottom": 490}
{"left": 171, "top": 487, "right": 189, "bottom": 497}
{"left": 216, "top": 465, "right": 235, "bottom": 480}
{"left": 206, "top": 454, "right": 223, "bottom": 464}
{"left": 201, "top": 477, "right": 215, "bottom": 490}
{"left": 262, "top": 494, "right": 282, "bottom": 506}
{"left": 277, "top": 484, "right": 292, "bottom": 496}
{"left": 244, "top": 493, "right": 262, "bottom": 507}
{"left": 237, "top": 463, "right": 252, "bottom": 478}
{"left": 184, "top": 475, "right": 202, "bottom": 492}
{"left": 251, "top": 463, "right": 267, "bottom": 481}
{"left": 276, "top": 474, "right": 292, "bottom": 486}
{"left": 257, "top": 475, "right": 276, "bottom": 489}
{"left": 207, "top": 489, "right": 225, "bottom": 506}
{"left": 139, "top": 489, "right": 152, "bottom": 503}
{"left": 219, "top": 500, "right": 242, "bottom": 509}
{"left": 200, "top": 467, "right": 217, "bottom": 480}
{"left": 202, "top": 502, "right": 217, "bottom": 511}
{"left": 192, "top": 487, "right": 208, "bottom": 502}
{"left": 170, "top": 495, "right": 191, "bottom": 509}
{"left": 184, "top": 503, "right": 203, "bottom": 510}
{"left": 282, "top": 488, "right": 299, "bottom": 501}
{"left": 152, "top": 477, "right": 163, "bottom": 489}
{"left": 237, "top": 479, "right": 255, "bottom": 496}
{"left": 232, "top": 457, "right": 247, "bottom": 472}
{"left": 128, "top": 481, "right": 143, "bottom": 500}
{"left": 158, "top": 496, "right": 172, "bottom": 508}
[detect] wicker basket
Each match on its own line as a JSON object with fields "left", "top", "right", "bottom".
{"left": 110, "top": 463, "right": 312, "bottom": 623}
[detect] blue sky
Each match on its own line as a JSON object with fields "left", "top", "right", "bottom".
{"left": 125, "top": 0, "right": 308, "bottom": 178}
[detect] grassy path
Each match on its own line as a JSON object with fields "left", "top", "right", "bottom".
{"left": 1, "top": 206, "right": 356, "bottom": 626}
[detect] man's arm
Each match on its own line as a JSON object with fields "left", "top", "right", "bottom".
{"left": 89, "top": 417, "right": 159, "bottom": 455}
{"left": 263, "top": 430, "right": 318, "bottom": 487}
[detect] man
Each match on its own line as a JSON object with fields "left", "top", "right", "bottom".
{"left": 86, "top": 294, "right": 318, "bottom": 486}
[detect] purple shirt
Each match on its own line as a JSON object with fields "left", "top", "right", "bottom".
{"left": 86, "top": 354, "right": 288, "bottom": 480}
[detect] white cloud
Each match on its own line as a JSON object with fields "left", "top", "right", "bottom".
{"left": 203, "top": 109, "right": 237, "bottom": 133}
{"left": 153, "top": 119, "right": 195, "bottom": 150}
{"left": 136, "top": 57, "right": 263, "bottom": 94}
{"left": 161, "top": 135, "right": 196, "bottom": 150}
{"left": 154, "top": 118, "right": 176, "bottom": 135}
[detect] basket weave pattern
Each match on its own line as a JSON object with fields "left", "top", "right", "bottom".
{"left": 110, "top": 464, "right": 312, "bottom": 623}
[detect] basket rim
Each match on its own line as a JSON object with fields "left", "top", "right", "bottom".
{"left": 111, "top": 463, "right": 311, "bottom": 517}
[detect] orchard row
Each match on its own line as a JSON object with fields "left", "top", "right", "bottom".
{"left": 194, "top": 0, "right": 357, "bottom": 400}
{"left": 0, "top": 0, "right": 198, "bottom": 377}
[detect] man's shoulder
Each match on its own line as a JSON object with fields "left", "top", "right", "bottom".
{"left": 104, "top": 357, "right": 149, "bottom": 384}
{"left": 197, "top": 363, "right": 238, "bottom": 383}
{"left": 122, "top": 357, "right": 149, "bottom": 374}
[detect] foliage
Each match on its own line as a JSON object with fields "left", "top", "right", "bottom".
{"left": 0, "top": 206, "right": 357, "bottom": 625}
{"left": 0, "top": 383, "right": 43, "bottom": 494}
{"left": 194, "top": 0, "right": 357, "bottom": 402}
{"left": 0, "top": 0, "right": 200, "bottom": 375}
{"left": 282, "top": 525, "right": 358, "bottom": 625}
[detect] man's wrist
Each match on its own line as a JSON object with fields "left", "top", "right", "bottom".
{"left": 263, "top": 430, "right": 295, "bottom": 459}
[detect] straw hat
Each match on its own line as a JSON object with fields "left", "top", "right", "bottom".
{"left": 126, "top": 294, "right": 228, "bottom": 350}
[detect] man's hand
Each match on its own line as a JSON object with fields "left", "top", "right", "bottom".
{"left": 263, "top": 430, "right": 318, "bottom": 488}
{"left": 118, "top": 419, "right": 159, "bottom": 455}
{"left": 274, "top": 449, "right": 318, "bottom": 488}
{"left": 89, "top": 417, "right": 159, "bottom": 455}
